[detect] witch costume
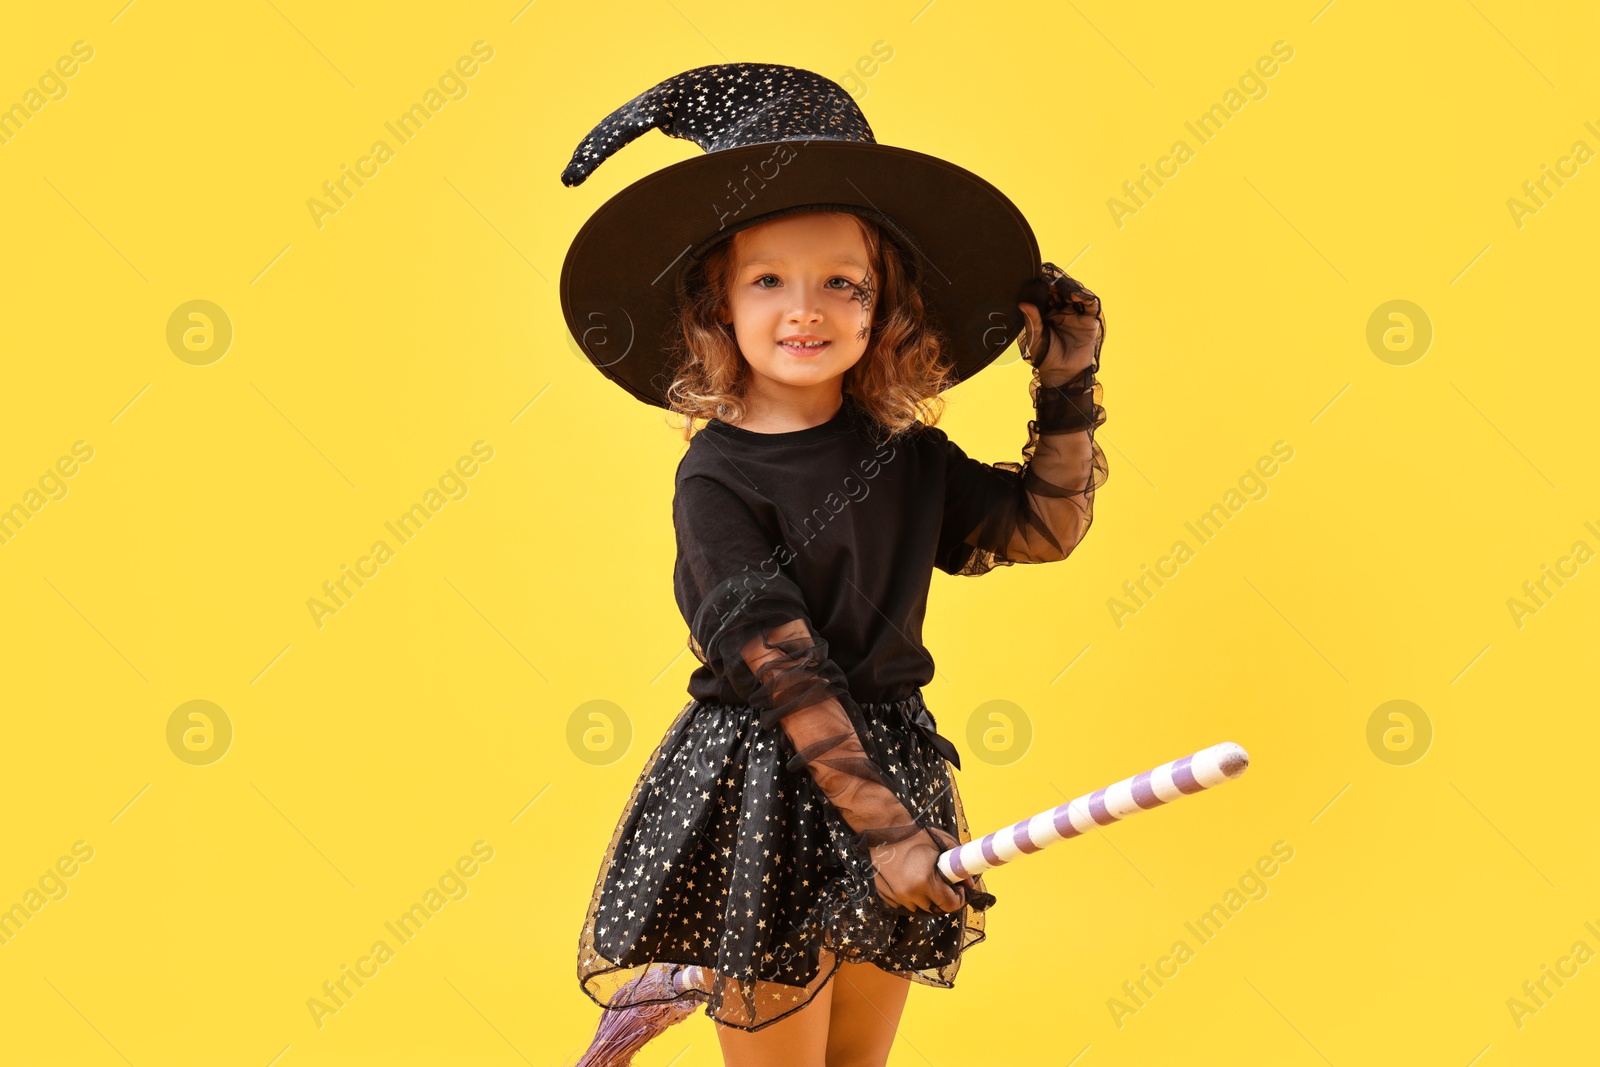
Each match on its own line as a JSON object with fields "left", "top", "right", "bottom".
{"left": 560, "top": 62, "right": 1108, "bottom": 1034}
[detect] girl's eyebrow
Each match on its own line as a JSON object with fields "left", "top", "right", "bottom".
{"left": 741, "top": 257, "right": 867, "bottom": 270}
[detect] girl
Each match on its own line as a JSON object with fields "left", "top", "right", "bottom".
{"left": 562, "top": 64, "right": 1107, "bottom": 1066}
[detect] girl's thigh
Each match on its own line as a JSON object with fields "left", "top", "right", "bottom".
{"left": 824, "top": 961, "right": 911, "bottom": 1067}
{"left": 713, "top": 974, "right": 834, "bottom": 1067}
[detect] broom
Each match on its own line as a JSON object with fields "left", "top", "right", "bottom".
{"left": 573, "top": 741, "right": 1249, "bottom": 1064}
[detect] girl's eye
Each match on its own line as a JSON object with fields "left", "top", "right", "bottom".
{"left": 751, "top": 275, "right": 857, "bottom": 290}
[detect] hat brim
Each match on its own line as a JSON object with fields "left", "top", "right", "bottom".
{"left": 560, "top": 139, "right": 1040, "bottom": 410}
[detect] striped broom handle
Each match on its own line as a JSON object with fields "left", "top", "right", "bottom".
{"left": 666, "top": 742, "right": 1249, "bottom": 997}
{"left": 938, "top": 741, "right": 1250, "bottom": 883}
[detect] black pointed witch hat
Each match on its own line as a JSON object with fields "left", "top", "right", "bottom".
{"left": 558, "top": 62, "right": 1040, "bottom": 410}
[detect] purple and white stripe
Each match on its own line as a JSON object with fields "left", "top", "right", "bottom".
{"left": 938, "top": 741, "right": 1250, "bottom": 883}
{"left": 671, "top": 964, "right": 711, "bottom": 995}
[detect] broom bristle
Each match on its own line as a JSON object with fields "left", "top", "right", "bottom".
{"left": 574, "top": 965, "right": 707, "bottom": 1067}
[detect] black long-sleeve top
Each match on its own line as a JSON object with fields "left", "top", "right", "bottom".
{"left": 672, "top": 385, "right": 1107, "bottom": 720}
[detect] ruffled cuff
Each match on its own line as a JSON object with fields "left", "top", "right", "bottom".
{"left": 945, "top": 363, "right": 1108, "bottom": 577}
{"left": 1034, "top": 365, "right": 1101, "bottom": 434}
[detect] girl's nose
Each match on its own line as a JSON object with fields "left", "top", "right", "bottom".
{"left": 786, "top": 295, "right": 823, "bottom": 321}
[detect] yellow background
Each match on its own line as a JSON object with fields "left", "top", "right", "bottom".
{"left": 1, "top": 1, "right": 1595, "bottom": 1064}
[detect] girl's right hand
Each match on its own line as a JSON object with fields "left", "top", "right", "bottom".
{"left": 868, "top": 825, "right": 976, "bottom": 915}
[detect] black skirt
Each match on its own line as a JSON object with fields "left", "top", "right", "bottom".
{"left": 576, "top": 689, "right": 993, "bottom": 1032}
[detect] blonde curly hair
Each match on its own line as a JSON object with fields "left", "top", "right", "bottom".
{"left": 664, "top": 210, "right": 956, "bottom": 441}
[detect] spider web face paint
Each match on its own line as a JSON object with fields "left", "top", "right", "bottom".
{"left": 848, "top": 272, "right": 876, "bottom": 341}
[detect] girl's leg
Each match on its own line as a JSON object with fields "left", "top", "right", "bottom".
{"left": 713, "top": 974, "right": 834, "bottom": 1067}
{"left": 823, "top": 961, "right": 911, "bottom": 1067}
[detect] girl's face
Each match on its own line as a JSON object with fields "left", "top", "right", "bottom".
{"left": 721, "top": 211, "right": 875, "bottom": 401}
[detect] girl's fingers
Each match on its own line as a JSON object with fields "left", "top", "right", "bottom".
{"left": 1017, "top": 302, "right": 1047, "bottom": 362}
{"left": 1058, "top": 291, "right": 1099, "bottom": 316}
{"left": 1040, "top": 263, "right": 1101, "bottom": 317}
{"left": 1018, "top": 302, "right": 1042, "bottom": 337}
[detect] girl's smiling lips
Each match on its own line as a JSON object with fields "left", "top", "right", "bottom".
{"left": 779, "top": 334, "right": 831, "bottom": 356}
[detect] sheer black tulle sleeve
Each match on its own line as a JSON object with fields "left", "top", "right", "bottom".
{"left": 934, "top": 274, "right": 1109, "bottom": 577}
{"left": 674, "top": 473, "right": 967, "bottom": 912}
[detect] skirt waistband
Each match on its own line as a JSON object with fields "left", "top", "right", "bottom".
{"left": 693, "top": 690, "right": 963, "bottom": 770}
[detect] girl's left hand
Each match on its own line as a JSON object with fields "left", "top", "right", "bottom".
{"left": 1017, "top": 262, "right": 1103, "bottom": 375}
